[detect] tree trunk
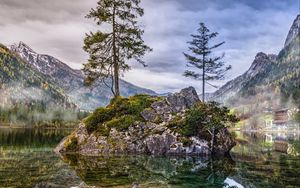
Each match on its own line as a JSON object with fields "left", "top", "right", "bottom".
{"left": 202, "top": 54, "right": 205, "bottom": 102}
{"left": 210, "top": 157, "right": 215, "bottom": 184}
{"left": 113, "top": 61, "right": 120, "bottom": 97}
{"left": 112, "top": 3, "right": 120, "bottom": 97}
{"left": 210, "top": 127, "right": 215, "bottom": 155}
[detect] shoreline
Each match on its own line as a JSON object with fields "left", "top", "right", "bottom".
{"left": 231, "top": 129, "right": 300, "bottom": 134}
{"left": 0, "top": 124, "right": 75, "bottom": 130}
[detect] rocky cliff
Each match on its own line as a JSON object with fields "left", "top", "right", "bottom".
{"left": 212, "top": 52, "right": 276, "bottom": 102}
{"left": 55, "top": 87, "right": 235, "bottom": 156}
{"left": 0, "top": 44, "right": 74, "bottom": 108}
{"left": 285, "top": 14, "right": 300, "bottom": 47}
{"left": 212, "top": 14, "right": 300, "bottom": 104}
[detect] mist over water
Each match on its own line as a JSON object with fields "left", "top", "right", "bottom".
{"left": 0, "top": 82, "right": 87, "bottom": 126}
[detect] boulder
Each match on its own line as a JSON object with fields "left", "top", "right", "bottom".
{"left": 214, "top": 128, "right": 236, "bottom": 155}
{"left": 141, "top": 108, "right": 160, "bottom": 122}
{"left": 54, "top": 86, "right": 235, "bottom": 157}
{"left": 166, "top": 87, "right": 200, "bottom": 113}
{"left": 145, "top": 133, "right": 176, "bottom": 155}
{"left": 180, "top": 86, "right": 201, "bottom": 107}
{"left": 151, "top": 100, "right": 173, "bottom": 114}
{"left": 168, "top": 137, "right": 210, "bottom": 156}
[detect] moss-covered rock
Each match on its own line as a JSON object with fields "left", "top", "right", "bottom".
{"left": 55, "top": 87, "right": 237, "bottom": 156}
{"left": 84, "top": 94, "right": 162, "bottom": 135}
{"left": 64, "top": 135, "right": 78, "bottom": 151}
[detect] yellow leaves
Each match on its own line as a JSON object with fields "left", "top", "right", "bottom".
{"left": 0, "top": 47, "right": 9, "bottom": 55}
{"left": 42, "top": 82, "right": 49, "bottom": 90}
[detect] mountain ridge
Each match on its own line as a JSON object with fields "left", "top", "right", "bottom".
{"left": 285, "top": 14, "right": 300, "bottom": 47}
{"left": 212, "top": 52, "right": 277, "bottom": 102}
{"left": 9, "top": 42, "right": 157, "bottom": 110}
{"left": 0, "top": 44, "right": 75, "bottom": 108}
{"left": 212, "top": 14, "right": 300, "bottom": 106}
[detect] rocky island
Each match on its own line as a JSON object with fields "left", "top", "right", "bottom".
{"left": 55, "top": 87, "right": 236, "bottom": 156}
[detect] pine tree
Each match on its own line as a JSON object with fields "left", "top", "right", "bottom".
{"left": 83, "top": 0, "right": 152, "bottom": 97}
{"left": 183, "top": 23, "right": 231, "bottom": 102}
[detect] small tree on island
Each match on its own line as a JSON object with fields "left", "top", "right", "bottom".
{"left": 183, "top": 23, "right": 231, "bottom": 102}
{"left": 83, "top": 0, "right": 152, "bottom": 97}
{"left": 167, "top": 102, "right": 238, "bottom": 154}
{"left": 184, "top": 102, "right": 239, "bottom": 154}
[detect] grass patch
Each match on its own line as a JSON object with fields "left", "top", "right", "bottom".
{"left": 106, "top": 115, "right": 139, "bottom": 131}
{"left": 64, "top": 136, "right": 78, "bottom": 151}
{"left": 84, "top": 94, "right": 162, "bottom": 135}
{"left": 178, "top": 137, "right": 193, "bottom": 147}
{"left": 167, "top": 102, "right": 239, "bottom": 137}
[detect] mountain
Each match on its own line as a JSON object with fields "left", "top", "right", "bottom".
{"left": 9, "top": 42, "right": 157, "bottom": 111}
{"left": 239, "top": 33, "right": 299, "bottom": 98}
{"left": 0, "top": 44, "right": 74, "bottom": 108}
{"left": 212, "top": 52, "right": 277, "bottom": 102}
{"left": 212, "top": 14, "right": 300, "bottom": 106}
{"left": 285, "top": 14, "right": 300, "bottom": 47}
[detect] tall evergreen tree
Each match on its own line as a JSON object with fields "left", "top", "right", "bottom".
{"left": 83, "top": 0, "right": 152, "bottom": 97}
{"left": 183, "top": 23, "right": 231, "bottom": 102}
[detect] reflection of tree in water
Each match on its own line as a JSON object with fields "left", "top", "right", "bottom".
{"left": 0, "top": 128, "right": 79, "bottom": 188}
{"left": 62, "top": 155, "right": 236, "bottom": 187}
{"left": 0, "top": 151, "right": 81, "bottom": 188}
{"left": 61, "top": 137, "right": 300, "bottom": 187}
{"left": 168, "top": 157, "right": 236, "bottom": 188}
{"left": 231, "top": 135, "right": 300, "bottom": 187}
{"left": 0, "top": 128, "right": 70, "bottom": 148}
{"left": 232, "top": 153, "right": 300, "bottom": 187}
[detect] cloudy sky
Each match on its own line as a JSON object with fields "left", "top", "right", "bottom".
{"left": 0, "top": 0, "right": 299, "bottom": 93}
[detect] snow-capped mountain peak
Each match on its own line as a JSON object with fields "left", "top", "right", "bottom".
{"left": 7, "top": 42, "right": 157, "bottom": 110}
{"left": 9, "top": 42, "right": 81, "bottom": 76}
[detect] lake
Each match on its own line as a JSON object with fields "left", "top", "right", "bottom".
{"left": 0, "top": 128, "right": 299, "bottom": 188}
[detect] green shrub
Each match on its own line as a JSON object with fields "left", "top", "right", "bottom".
{"left": 108, "top": 95, "right": 161, "bottom": 117}
{"left": 167, "top": 115, "right": 186, "bottom": 133}
{"left": 84, "top": 107, "right": 114, "bottom": 133}
{"left": 178, "top": 137, "right": 193, "bottom": 147}
{"left": 185, "top": 102, "right": 239, "bottom": 137}
{"left": 95, "top": 125, "right": 110, "bottom": 137}
{"left": 106, "top": 115, "right": 138, "bottom": 131}
{"left": 153, "top": 115, "right": 163, "bottom": 124}
{"left": 84, "top": 94, "right": 162, "bottom": 135}
{"left": 295, "top": 109, "right": 300, "bottom": 122}
{"left": 65, "top": 136, "right": 78, "bottom": 151}
{"left": 168, "top": 102, "right": 239, "bottom": 137}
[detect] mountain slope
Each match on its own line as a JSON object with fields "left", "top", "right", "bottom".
{"left": 285, "top": 14, "right": 300, "bottom": 47}
{"left": 238, "top": 33, "right": 300, "bottom": 101}
{"left": 212, "top": 14, "right": 300, "bottom": 107}
{"left": 0, "top": 44, "right": 73, "bottom": 108}
{"left": 9, "top": 42, "right": 157, "bottom": 110}
{"left": 212, "top": 52, "right": 277, "bottom": 102}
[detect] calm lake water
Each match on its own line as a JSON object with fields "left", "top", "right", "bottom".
{"left": 0, "top": 128, "right": 300, "bottom": 188}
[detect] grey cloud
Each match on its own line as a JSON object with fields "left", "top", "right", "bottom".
{"left": 161, "top": 0, "right": 298, "bottom": 12}
{"left": 138, "top": 0, "right": 298, "bottom": 82}
{"left": 0, "top": 0, "right": 299, "bottom": 93}
{"left": 0, "top": 0, "right": 97, "bottom": 24}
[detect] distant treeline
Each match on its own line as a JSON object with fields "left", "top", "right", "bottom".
{"left": 0, "top": 102, "right": 88, "bottom": 127}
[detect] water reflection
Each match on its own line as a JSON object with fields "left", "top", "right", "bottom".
{"left": 0, "top": 128, "right": 81, "bottom": 188}
{"left": 61, "top": 154, "right": 236, "bottom": 188}
{"left": 231, "top": 131, "right": 300, "bottom": 187}
{"left": 0, "top": 128, "right": 71, "bottom": 149}
{"left": 61, "top": 131, "right": 300, "bottom": 188}
{"left": 0, "top": 128, "right": 300, "bottom": 187}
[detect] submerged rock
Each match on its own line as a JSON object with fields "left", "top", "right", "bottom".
{"left": 55, "top": 87, "right": 235, "bottom": 156}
